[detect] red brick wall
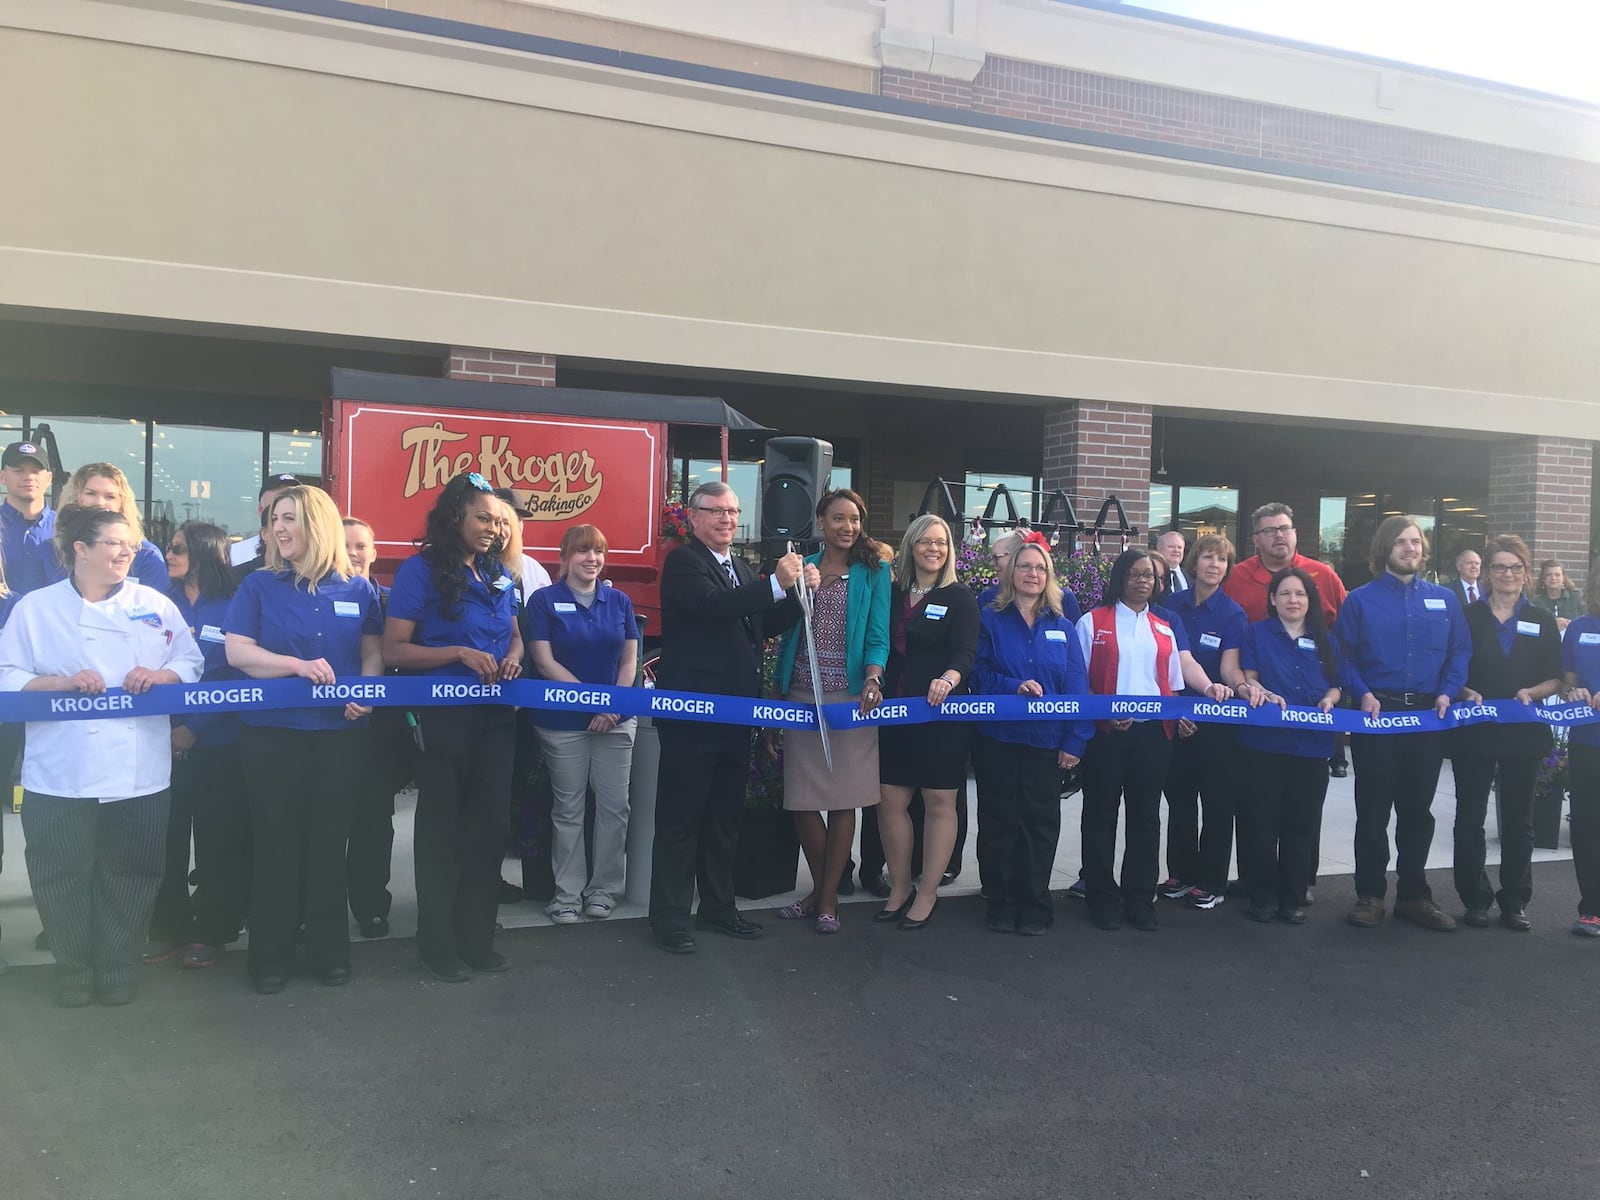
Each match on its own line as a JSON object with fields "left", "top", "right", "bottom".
{"left": 1042, "top": 400, "right": 1151, "bottom": 540}
{"left": 1488, "top": 436, "right": 1593, "bottom": 585}
{"left": 882, "top": 59, "right": 1600, "bottom": 218}
{"left": 444, "top": 346, "right": 556, "bottom": 386}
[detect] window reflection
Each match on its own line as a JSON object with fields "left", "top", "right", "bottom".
{"left": 152, "top": 423, "right": 264, "bottom": 542}
{"left": 269, "top": 429, "right": 323, "bottom": 486}
{"left": 29, "top": 416, "right": 146, "bottom": 507}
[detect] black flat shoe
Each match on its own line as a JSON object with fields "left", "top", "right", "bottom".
{"left": 900, "top": 900, "right": 936, "bottom": 931}
{"left": 1276, "top": 907, "right": 1307, "bottom": 925}
{"left": 1089, "top": 908, "right": 1121, "bottom": 931}
{"left": 1126, "top": 906, "right": 1159, "bottom": 933}
{"left": 1247, "top": 906, "right": 1276, "bottom": 923}
{"left": 986, "top": 911, "right": 1016, "bottom": 933}
{"left": 253, "top": 975, "right": 288, "bottom": 995}
{"left": 1500, "top": 908, "right": 1532, "bottom": 932}
{"left": 654, "top": 929, "right": 696, "bottom": 955}
{"left": 695, "top": 913, "right": 763, "bottom": 939}
{"left": 53, "top": 981, "right": 94, "bottom": 1008}
{"left": 358, "top": 916, "right": 390, "bottom": 939}
{"left": 1016, "top": 920, "right": 1048, "bottom": 936}
{"left": 836, "top": 874, "right": 856, "bottom": 897}
{"left": 874, "top": 891, "right": 916, "bottom": 923}
{"left": 422, "top": 958, "right": 472, "bottom": 983}
{"left": 317, "top": 966, "right": 351, "bottom": 987}
{"left": 861, "top": 872, "right": 892, "bottom": 899}
{"left": 464, "top": 951, "right": 511, "bottom": 973}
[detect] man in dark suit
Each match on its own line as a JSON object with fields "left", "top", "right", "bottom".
{"left": 648, "top": 481, "right": 817, "bottom": 954}
{"left": 1450, "top": 548, "right": 1484, "bottom": 610}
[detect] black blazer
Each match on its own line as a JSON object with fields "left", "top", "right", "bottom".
{"left": 885, "top": 582, "right": 981, "bottom": 699}
{"left": 1449, "top": 580, "right": 1483, "bottom": 611}
{"left": 654, "top": 538, "right": 800, "bottom": 701}
{"left": 1454, "top": 600, "right": 1562, "bottom": 758}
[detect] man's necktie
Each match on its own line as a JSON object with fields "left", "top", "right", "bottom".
{"left": 723, "top": 559, "right": 739, "bottom": 586}
{"left": 1467, "top": 584, "right": 1477, "bottom": 603}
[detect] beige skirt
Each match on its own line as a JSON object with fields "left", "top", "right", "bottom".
{"left": 782, "top": 687, "right": 881, "bottom": 812}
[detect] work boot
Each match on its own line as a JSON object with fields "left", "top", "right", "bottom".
{"left": 1345, "top": 897, "right": 1386, "bottom": 928}
{"left": 1394, "top": 898, "right": 1457, "bottom": 932}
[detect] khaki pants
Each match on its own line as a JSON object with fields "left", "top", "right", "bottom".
{"left": 536, "top": 722, "right": 636, "bottom": 909}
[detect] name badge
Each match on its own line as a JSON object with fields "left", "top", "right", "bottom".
{"left": 1045, "top": 628, "right": 1068, "bottom": 642}
{"left": 333, "top": 601, "right": 361, "bottom": 617}
{"left": 200, "top": 624, "right": 225, "bottom": 643}
{"left": 1199, "top": 633, "right": 1222, "bottom": 650}
{"left": 1298, "top": 637, "right": 1317, "bottom": 651}
{"left": 127, "top": 608, "right": 161, "bottom": 628}
{"left": 1516, "top": 620, "right": 1541, "bottom": 637}
{"left": 553, "top": 602, "right": 578, "bottom": 614}
{"left": 492, "top": 576, "right": 513, "bottom": 592}
{"left": 1424, "top": 598, "right": 1447, "bottom": 611}
{"left": 925, "top": 605, "right": 948, "bottom": 620}
{"left": 1583, "top": 632, "right": 1600, "bottom": 646}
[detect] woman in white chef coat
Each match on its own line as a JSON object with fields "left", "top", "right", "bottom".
{"left": 0, "top": 504, "right": 203, "bottom": 1008}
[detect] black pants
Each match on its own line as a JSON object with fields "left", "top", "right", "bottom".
{"left": 240, "top": 726, "right": 361, "bottom": 980}
{"left": 348, "top": 713, "right": 410, "bottom": 923}
{"left": 1162, "top": 722, "right": 1237, "bottom": 893}
{"left": 650, "top": 722, "right": 751, "bottom": 933}
{"left": 412, "top": 705, "right": 515, "bottom": 967}
{"left": 1237, "top": 747, "right": 1328, "bottom": 911}
{"left": 974, "top": 738, "right": 1062, "bottom": 928}
{"left": 184, "top": 742, "right": 250, "bottom": 946}
{"left": 1453, "top": 751, "right": 1539, "bottom": 913}
{"left": 1080, "top": 722, "right": 1173, "bottom": 916}
{"left": 1350, "top": 728, "right": 1447, "bottom": 902}
{"left": 23, "top": 789, "right": 168, "bottom": 991}
{"left": 1569, "top": 743, "right": 1600, "bottom": 917}
{"left": 859, "top": 779, "right": 971, "bottom": 883}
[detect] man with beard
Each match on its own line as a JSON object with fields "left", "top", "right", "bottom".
{"left": 1334, "top": 516, "right": 1470, "bottom": 932}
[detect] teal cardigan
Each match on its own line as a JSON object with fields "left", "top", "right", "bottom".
{"left": 775, "top": 554, "right": 891, "bottom": 695}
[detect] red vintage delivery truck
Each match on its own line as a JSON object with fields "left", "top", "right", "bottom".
{"left": 323, "top": 368, "right": 767, "bottom": 634}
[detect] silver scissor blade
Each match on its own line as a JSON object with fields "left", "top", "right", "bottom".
{"left": 794, "top": 566, "right": 832, "bottom": 770}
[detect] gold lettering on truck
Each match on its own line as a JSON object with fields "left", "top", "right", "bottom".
{"left": 399, "top": 423, "right": 604, "bottom": 519}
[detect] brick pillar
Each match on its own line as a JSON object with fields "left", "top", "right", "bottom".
{"left": 444, "top": 346, "right": 556, "bottom": 386}
{"left": 1042, "top": 400, "right": 1151, "bottom": 540}
{"left": 1488, "top": 435, "right": 1593, "bottom": 586}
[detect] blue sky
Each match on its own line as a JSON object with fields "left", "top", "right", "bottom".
{"left": 1127, "top": 1, "right": 1600, "bottom": 103}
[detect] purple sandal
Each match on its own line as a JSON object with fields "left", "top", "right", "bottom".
{"left": 814, "top": 913, "right": 841, "bottom": 935}
{"left": 776, "top": 901, "right": 814, "bottom": 920}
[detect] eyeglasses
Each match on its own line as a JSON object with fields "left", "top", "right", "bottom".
{"left": 696, "top": 506, "right": 741, "bottom": 518}
{"left": 1126, "top": 570, "right": 1157, "bottom": 581}
{"left": 1014, "top": 563, "right": 1047, "bottom": 574}
{"left": 93, "top": 539, "right": 135, "bottom": 553}
{"left": 915, "top": 539, "right": 949, "bottom": 550}
{"left": 1488, "top": 562, "right": 1527, "bottom": 574}
{"left": 167, "top": 543, "right": 189, "bottom": 554}
{"left": 465, "top": 472, "right": 493, "bottom": 493}
{"left": 1254, "top": 524, "right": 1294, "bottom": 537}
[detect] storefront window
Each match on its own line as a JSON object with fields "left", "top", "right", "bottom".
{"left": 679, "top": 458, "right": 852, "bottom": 545}
{"left": 1175, "top": 485, "right": 1238, "bottom": 543}
{"left": 269, "top": 429, "right": 323, "bottom": 484}
{"left": 1318, "top": 496, "right": 1346, "bottom": 564}
{"left": 28, "top": 415, "right": 147, "bottom": 502}
{"left": 965, "top": 472, "right": 1037, "bottom": 523}
{"left": 1149, "top": 483, "right": 1173, "bottom": 534}
{"left": 151, "top": 423, "right": 265, "bottom": 543}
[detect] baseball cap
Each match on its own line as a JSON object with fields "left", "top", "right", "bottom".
{"left": 259, "top": 473, "right": 300, "bottom": 498}
{"left": 2, "top": 441, "right": 46, "bottom": 469}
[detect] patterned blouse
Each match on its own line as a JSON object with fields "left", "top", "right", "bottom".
{"left": 792, "top": 575, "right": 850, "bottom": 694}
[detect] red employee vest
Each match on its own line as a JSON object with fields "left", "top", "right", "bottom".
{"left": 1087, "top": 605, "right": 1177, "bottom": 739}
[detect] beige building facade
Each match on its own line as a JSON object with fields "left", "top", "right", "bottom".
{"left": 2, "top": 0, "right": 1597, "bottom": 579}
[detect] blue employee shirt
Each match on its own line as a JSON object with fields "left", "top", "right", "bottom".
{"left": 0, "top": 503, "right": 63, "bottom": 596}
{"left": 1166, "top": 586, "right": 1246, "bottom": 693}
{"left": 1334, "top": 572, "right": 1470, "bottom": 702}
{"left": 973, "top": 604, "right": 1093, "bottom": 758}
{"left": 521, "top": 580, "right": 638, "bottom": 731}
{"left": 131, "top": 540, "right": 171, "bottom": 594}
{"left": 977, "top": 583, "right": 1082, "bottom": 625}
{"left": 1238, "top": 618, "right": 1337, "bottom": 759}
{"left": 224, "top": 570, "right": 382, "bottom": 731}
{"left": 1563, "top": 614, "right": 1600, "bottom": 749}
{"left": 169, "top": 585, "right": 241, "bottom": 747}
{"left": 386, "top": 553, "right": 516, "bottom": 677}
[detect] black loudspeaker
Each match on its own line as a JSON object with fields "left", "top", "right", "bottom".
{"left": 760, "top": 437, "right": 833, "bottom": 542}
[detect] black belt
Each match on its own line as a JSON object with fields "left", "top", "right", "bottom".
{"left": 1371, "top": 690, "right": 1434, "bottom": 710}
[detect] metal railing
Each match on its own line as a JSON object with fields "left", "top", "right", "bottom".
{"left": 914, "top": 479, "right": 1140, "bottom": 555}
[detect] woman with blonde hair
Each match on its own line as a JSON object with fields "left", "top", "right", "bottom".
{"left": 973, "top": 540, "right": 1093, "bottom": 935}
{"left": 58, "top": 463, "right": 169, "bottom": 593}
{"left": 523, "top": 524, "right": 640, "bottom": 923}
{"left": 225, "top": 485, "right": 384, "bottom": 994}
{"left": 874, "top": 513, "right": 979, "bottom": 929}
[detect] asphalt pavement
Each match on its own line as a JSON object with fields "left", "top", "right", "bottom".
{"left": 3, "top": 862, "right": 1598, "bottom": 1200}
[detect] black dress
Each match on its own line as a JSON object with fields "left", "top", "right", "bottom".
{"left": 878, "top": 581, "right": 981, "bottom": 790}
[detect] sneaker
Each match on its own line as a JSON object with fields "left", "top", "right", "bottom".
{"left": 547, "top": 906, "right": 582, "bottom": 925}
{"left": 582, "top": 899, "right": 614, "bottom": 920}
{"left": 1065, "top": 878, "right": 1088, "bottom": 901}
{"left": 1184, "top": 888, "right": 1224, "bottom": 910}
{"left": 1572, "top": 915, "right": 1600, "bottom": 937}
{"left": 1394, "top": 898, "right": 1457, "bottom": 932}
{"left": 181, "top": 943, "right": 222, "bottom": 969}
{"left": 142, "top": 938, "right": 187, "bottom": 965}
{"left": 1346, "top": 897, "right": 1386, "bottom": 928}
{"left": 1159, "top": 877, "right": 1190, "bottom": 901}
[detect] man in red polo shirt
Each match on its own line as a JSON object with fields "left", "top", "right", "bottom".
{"left": 1224, "top": 502, "right": 1347, "bottom": 625}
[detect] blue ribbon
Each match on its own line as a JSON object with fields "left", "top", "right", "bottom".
{"left": 1, "top": 677, "right": 1594, "bottom": 735}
